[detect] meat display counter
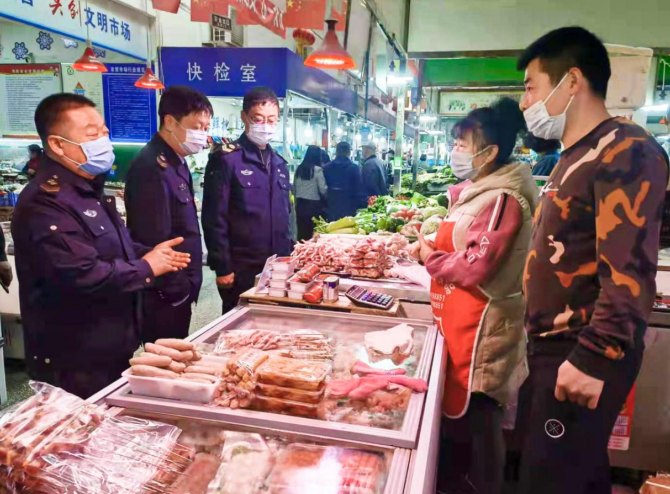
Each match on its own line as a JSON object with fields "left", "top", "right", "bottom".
{"left": 89, "top": 305, "right": 446, "bottom": 494}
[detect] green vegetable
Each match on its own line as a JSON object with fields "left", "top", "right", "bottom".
{"left": 313, "top": 216, "right": 329, "bottom": 234}
{"left": 436, "top": 194, "right": 448, "bottom": 208}
{"left": 329, "top": 227, "right": 360, "bottom": 235}
{"left": 387, "top": 204, "right": 409, "bottom": 214}
{"left": 326, "top": 217, "right": 356, "bottom": 233}
{"left": 410, "top": 192, "right": 428, "bottom": 206}
{"left": 420, "top": 215, "right": 443, "bottom": 235}
{"left": 423, "top": 206, "right": 448, "bottom": 220}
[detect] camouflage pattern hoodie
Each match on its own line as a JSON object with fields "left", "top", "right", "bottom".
{"left": 524, "top": 117, "right": 669, "bottom": 380}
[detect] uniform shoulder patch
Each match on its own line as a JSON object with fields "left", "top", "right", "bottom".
{"left": 157, "top": 153, "right": 169, "bottom": 169}
{"left": 222, "top": 141, "right": 240, "bottom": 154}
{"left": 40, "top": 177, "right": 60, "bottom": 194}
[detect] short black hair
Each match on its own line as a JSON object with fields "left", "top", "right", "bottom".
{"left": 320, "top": 148, "right": 330, "bottom": 164}
{"left": 159, "top": 85, "right": 213, "bottom": 127}
{"left": 452, "top": 97, "right": 526, "bottom": 167}
{"left": 243, "top": 86, "right": 279, "bottom": 114}
{"left": 518, "top": 26, "right": 611, "bottom": 99}
{"left": 28, "top": 144, "right": 43, "bottom": 156}
{"left": 34, "top": 93, "right": 96, "bottom": 144}
{"left": 336, "top": 141, "right": 351, "bottom": 157}
{"left": 523, "top": 133, "right": 561, "bottom": 154}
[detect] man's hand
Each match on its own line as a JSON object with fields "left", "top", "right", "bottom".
{"left": 0, "top": 261, "right": 13, "bottom": 291}
{"left": 216, "top": 273, "right": 235, "bottom": 288}
{"left": 417, "top": 234, "right": 436, "bottom": 264}
{"left": 555, "top": 360, "right": 605, "bottom": 409}
{"left": 143, "top": 237, "right": 191, "bottom": 277}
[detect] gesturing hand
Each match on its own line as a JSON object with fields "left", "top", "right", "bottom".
{"left": 216, "top": 273, "right": 235, "bottom": 288}
{"left": 143, "top": 237, "right": 191, "bottom": 277}
{"left": 555, "top": 360, "right": 605, "bottom": 410}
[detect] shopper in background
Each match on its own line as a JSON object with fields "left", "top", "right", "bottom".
{"left": 22, "top": 144, "right": 43, "bottom": 179}
{"left": 203, "top": 86, "right": 292, "bottom": 314}
{"left": 125, "top": 86, "right": 212, "bottom": 341}
{"left": 517, "top": 27, "right": 669, "bottom": 494}
{"left": 323, "top": 141, "right": 364, "bottom": 222}
{"left": 523, "top": 133, "right": 561, "bottom": 177}
{"left": 320, "top": 148, "right": 330, "bottom": 165}
{"left": 294, "top": 145, "right": 328, "bottom": 241}
{"left": 12, "top": 93, "right": 190, "bottom": 398}
{"left": 361, "top": 142, "right": 389, "bottom": 199}
{"left": 412, "top": 97, "right": 536, "bottom": 494}
{"left": 418, "top": 153, "right": 429, "bottom": 172}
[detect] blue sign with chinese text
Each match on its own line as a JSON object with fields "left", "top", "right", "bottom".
{"left": 160, "top": 47, "right": 359, "bottom": 116}
{"left": 102, "top": 64, "right": 157, "bottom": 143}
{"left": 160, "top": 47, "right": 288, "bottom": 98}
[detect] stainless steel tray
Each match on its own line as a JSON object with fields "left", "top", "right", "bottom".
{"left": 104, "top": 305, "right": 438, "bottom": 449}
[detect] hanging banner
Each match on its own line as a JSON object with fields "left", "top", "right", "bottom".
{"left": 153, "top": 0, "right": 181, "bottom": 14}
{"left": 230, "top": 0, "right": 286, "bottom": 39}
{"left": 0, "top": 64, "right": 62, "bottom": 138}
{"left": 439, "top": 91, "right": 522, "bottom": 116}
{"left": 330, "top": 0, "right": 346, "bottom": 31}
{"left": 284, "top": 0, "right": 326, "bottom": 30}
{"left": 102, "top": 64, "right": 158, "bottom": 143}
{"left": 192, "top": 0, "right": 228, "bottom": 23}
{"left": 0, "top": 0, "right": 149, "bottom": 60}
{"left": 62, "top": 63, "right": 104, "bottom": 117}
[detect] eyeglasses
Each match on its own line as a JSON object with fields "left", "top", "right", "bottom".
{"left": 249, "top": 116, "right": 279, "bottom": 125}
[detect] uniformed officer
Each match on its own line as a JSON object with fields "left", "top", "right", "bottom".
{"left": 12, "top": 93, "right": 190, "bottom": 398}
{"left": 203, "top": 87, "right": 292, "bottom": 314}
{"left": 125, "top": 86, "right": 212, "bottom": 341}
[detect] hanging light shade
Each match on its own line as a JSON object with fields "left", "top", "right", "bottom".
{"left": 135, "top": 62, "right": 165, "bottom": 89}
{"left": 73, "top": 42, "right": 107, "bottom": 72}
{"left": 304, "top": 20, "right": 356, "bottom": 70}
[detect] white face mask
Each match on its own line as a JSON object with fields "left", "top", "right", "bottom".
{"left": 450, "top": 147, "right": 491, "bottom": 180}
{"left": 523, "top": 72, "right": 574, "bottom": 141}
{"left": 171, "top": 119, "right": 208, "bottom": 155}
{"left": 247, "top": 123, "right": 277, "bottom": 147}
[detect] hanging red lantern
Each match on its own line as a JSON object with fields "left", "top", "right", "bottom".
{"left": 293, "top": 28, "right": 316, "bottom": 59}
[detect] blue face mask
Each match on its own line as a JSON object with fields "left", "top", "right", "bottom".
{"left": 57, "top": 135, "right": 115, "bottom": 176}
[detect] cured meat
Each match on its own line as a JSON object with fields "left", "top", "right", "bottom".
{"left": 348, "top": 378, "right": 389, "bottom": 400}
{"left": 385, "top": 375, "right": 428, "bottom": 393}
{"left": 169, "top": 452, "right": 220, "bottom": 494}
{"left": 328, "top": 375, "right": 428, "bottom": 399}
{"left": 350, "top": 360, "right": 406, "bottom": 376}
{"left": 329, "top": 378, "right": 362, "bottom": 398}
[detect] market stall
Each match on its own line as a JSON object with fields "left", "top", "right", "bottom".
{"left": 49, "top": 305, "right": 445, "bottom": 494}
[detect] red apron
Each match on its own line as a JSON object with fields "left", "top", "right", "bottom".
{"left": 430, "top": 220, "right": 489, "bottom": 418}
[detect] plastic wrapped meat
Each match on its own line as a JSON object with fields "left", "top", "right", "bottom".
{"left": 0, "top": 382, "right": 189, "bottom": 494}
{"left": 266, "top": 444, "right": 386, "bottom": 494}
{"left": 256, "top": 382, "right": 325, "bottom": 404}
{"left": 253, "top": 395, "right": 320, "bottom": 419}
{"left": 168, "top": 452, "right": 220, "bottom": 494}
{"left": 256, "top": 356, "right": 331, "bottom": 391}
{"left": 213, "top": 330, "right": 282, "bottom": 355}
{"left": 215, "top": 349, "right": 268, "bottom": 410}
{"left": 364, "top": 324, "right": 414, "bottom": 364}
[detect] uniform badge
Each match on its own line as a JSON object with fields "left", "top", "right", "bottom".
{"left": 40, "top": 178, "right": 60, "bottom": 193}
{"left": 179, "top": 183, "right": 187, "bottom": 191}
{"left": 84, "top": 209, "right": 97, "bottom": 218}
{"left": 157, "top": 154, "right": 168, "bottom": 169}
{"left": 280, "top": 174, "right": 287, "bottom": 179}
{"left": 241, "top": 170, "right": 254, "bottom": 176}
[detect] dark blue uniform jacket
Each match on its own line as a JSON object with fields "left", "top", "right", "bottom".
{"left": 323, "top": 156, "right": 365, "bottom": 222}
{"left": 202, "top": 133, "right": 292, "bottom": 276}
{"left": 12, "top": 158, "right": 153, "bottom": 375}
{"left": 125, "top": 134, "right": 202, "bottom": 303}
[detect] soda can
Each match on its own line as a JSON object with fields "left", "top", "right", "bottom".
{"left": 323, "top": 276, "right": 340, "bottom": 303}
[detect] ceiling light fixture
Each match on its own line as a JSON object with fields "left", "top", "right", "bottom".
{"left": 135, "top": 1, "right": 164, "bottom": 89}
{"left": 74, "top": 0, "right": 107, "bottom": 72}
{"left": 304, "top": 20, "right": 356, "bottom": 70}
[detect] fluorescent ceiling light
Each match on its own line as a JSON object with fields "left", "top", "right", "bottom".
{"left": 387, "top": 74, "right": 413, "bottom": 86}
{"left": 427, "top": 130, "right": 445, "bottom": 135}
{"left": 641, "top": 104, "right": 669, "bottom": 112}
{"left": 420, "top": 115, "right": 437, "bottom": 122}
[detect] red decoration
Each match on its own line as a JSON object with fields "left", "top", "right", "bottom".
{"left": 230, "top": 0, "right": 286, "bottom": 39}
{"left": 330, "top": 0, "right": 347, "bottom": 31}
{"left": 153, "top": 0, "right": 181, "bottom": 13}
{"left": 304, "top": 20, "right": 355, "bottom": 70}
{"left": 293, "top": 28, "right": 315, "bottom": 46}
{"left": 285, "top": 0, "right": 326, "bottom": 30}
